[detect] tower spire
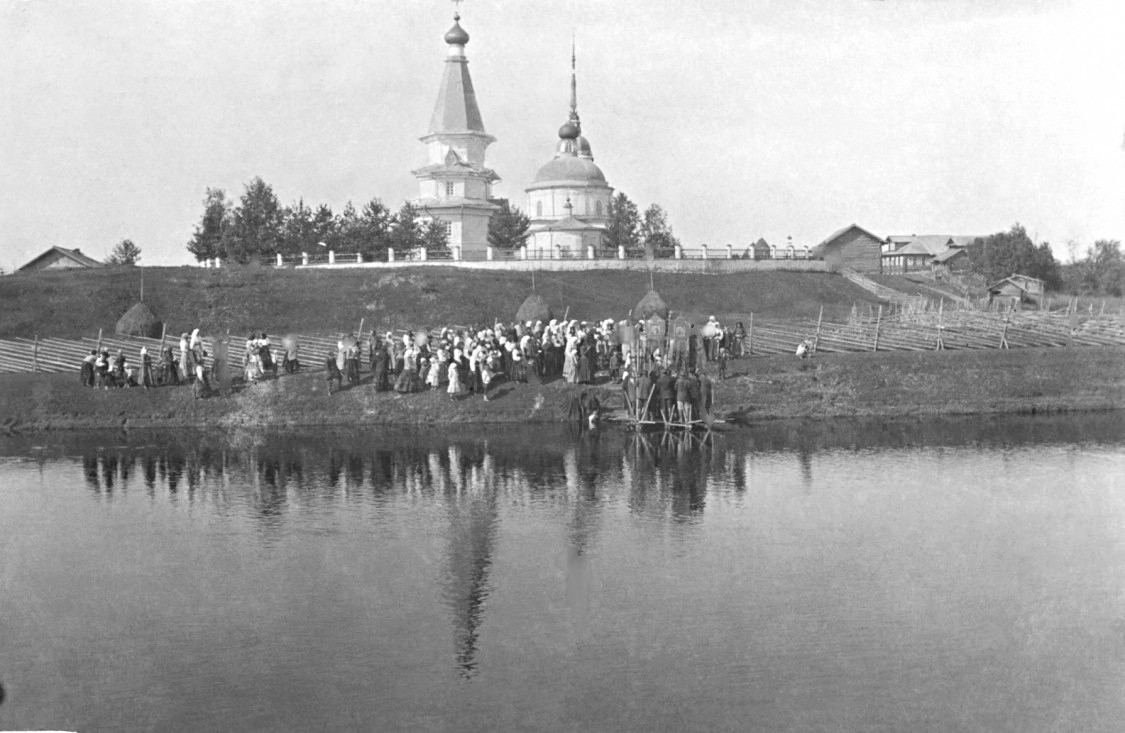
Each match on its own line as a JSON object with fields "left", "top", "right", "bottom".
{"left": 569, "top": 32, "right": 578, "bottom": 123}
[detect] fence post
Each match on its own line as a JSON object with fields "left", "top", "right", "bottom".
{"left": 873, "top": 306, "right": 882, "bottom": 352}
{"left": 674, "top": 244, "right": 682, "bottom": 260}
{"left": 419, "top": 248, "right": 427, "bottom": 262}
{"left": 618, "top": 245, "right": 625, "bottom": 260}
{"left": 357, "top": 252, "right": 364, "bottom": 264}
{"left": 328, "top": 250, "right": 335, "bottom": 265}
{"left": 486, "top": 246, "right": 494, "bottom": 261}
{"left": 813, "top": 305, "right": 823, "bottom": 355}
{"left": 726, "top": 244, "right": 733, "bottom": 259}
{"left": 700, "top": 244, "right": 708, "bottom": 260}
{"left": 302, "top": 252, "right": 309, "bottom": 266}
{"left": 520, "top": 245, "right": 527, "bottom": 261}
{"left": 587, "top": 245, "right": 595, "bottom": 260}
{"left": 747, "top": 313, "right": 753, "bottom": 357}
{"left": 388, "top": 248, "right": 395, "bottom": 263}
{"left": 276, "top": 253, "right": 283, "bottom": 267}
{"left": 936, "top": 298, "right": 945, "bottom": 350}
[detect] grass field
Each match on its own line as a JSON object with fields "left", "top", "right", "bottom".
{"left": 0, "top": 265, "right": 885, "bottom": 340}
{"left": 3, "top": 345, "right": 1123, "bottom": 432}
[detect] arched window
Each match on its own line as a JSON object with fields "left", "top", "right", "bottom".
{"left": 536, "top": 201, "right": 542, "bottom": 217}
{"left": 596, "top": 200, "right": 602, "bottom": 216}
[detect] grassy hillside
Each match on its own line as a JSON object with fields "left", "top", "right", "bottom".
{"left": 0, "top": 266, "right": 885, "bottom": 339}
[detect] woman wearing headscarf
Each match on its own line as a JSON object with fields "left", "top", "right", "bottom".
{"left": 562, "top": 334, "right": 579, "bottom": 384}
{"left": 447, "top": 349, "right": 463, "bottom": 401}
{"left": 140, "top": 346, "right": 156, "bottom": 389}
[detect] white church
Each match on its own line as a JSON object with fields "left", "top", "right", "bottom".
{"left": 412, "top": 8, "right": 612, "bottom": 259}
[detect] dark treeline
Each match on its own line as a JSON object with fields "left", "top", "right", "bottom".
{"left": 186, "top": 178, "right": 450, "bottom": 264}
{"left": 959, "top": 223, "right": 1122, "bottom": 296}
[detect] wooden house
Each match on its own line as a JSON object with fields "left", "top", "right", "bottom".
{"left": 811, "top": 224, "right": 883, "bottom": 274}
{"left": 18, "top": 246, "right": 104, "bottom": 272}
{"left": 987, "top": 274, "right": 1044, "bottom": 307}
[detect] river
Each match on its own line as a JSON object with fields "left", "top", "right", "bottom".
{"left": 2, "top": 414, "right": 1124, "bottom": 732}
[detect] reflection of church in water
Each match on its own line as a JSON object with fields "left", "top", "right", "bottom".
{"left": 412, "top": 8, "right": 613, "bottom": 259}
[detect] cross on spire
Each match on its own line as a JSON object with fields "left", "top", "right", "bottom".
{"left": 451, "top": 0, "right": 463, "bottom": 20}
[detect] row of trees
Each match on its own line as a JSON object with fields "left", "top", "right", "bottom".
{"left": 187, "top": 178, "right": 448, "bottom": 264}
{"left": 604, "top": 193, "right": 681, "bottom": 255}
{"left": 966, "top": 224, "right": 1124, "bottom": 296}
{"left": 186, "top": 179, "right": 682, "bottom": 261}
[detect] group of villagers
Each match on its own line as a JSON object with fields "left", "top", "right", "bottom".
{"left": 76, "top": 313, "right": 749, "bottom": 419}
{"left": 79, "top": 329, "right": 209, "bottom": 396}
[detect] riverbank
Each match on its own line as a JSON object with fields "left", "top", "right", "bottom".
{"left": 3, "top": 346, "right": 1123, "bottom": 432}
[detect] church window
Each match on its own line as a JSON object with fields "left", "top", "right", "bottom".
{"left": 536, "top": 201, "right": 542, "bottom": 217}
{"left": 596, "top": 200, "right": 603, "bottom": 216}
{"left": 445, "top": 182, "right": 455, "bottom": 197}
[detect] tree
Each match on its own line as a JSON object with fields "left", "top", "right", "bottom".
{"left": 488, "top": 200, "right": 531, "bottom": 250}
{"left": 354, "top": 198, "right": 394, "bottom": 258}
{"left": 280, "top": 199, "right": 316, "bottom": 256}
{"left": 605, "top": 192, "right": 640, "bottom": 253}
{"left": 640, "top": 204, "right": 680, "bottom": 257}
{"left": 967, "top": 223, "right": 1061, "bottom": 290}
{"left": 226, "top": 177, "right": 284, "bottom": 264}
{"left": 390, "top": 202, "right": 424, "bottom": 253}
{"left": 421, "top": 218, "right": 450, "bottom": 255}
{"left": 107, "top": 238, "right": 141, "bottom": 266}
{"left": 1068, "top": 239, "right": 1124, "bottom": 296}
{"left": 186, "top": 188, "right": 230, "bottom": 262}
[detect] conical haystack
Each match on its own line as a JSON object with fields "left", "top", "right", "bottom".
{"left": 633, "top": 290, "right": 668, "bottom": 321}
{"left": 115, "top": 302, "right": 162, "bottom": 338}
{"left": 516, "top": 292, "right": 553, "bottom": 323}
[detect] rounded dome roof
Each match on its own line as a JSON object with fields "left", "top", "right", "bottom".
{"left": 444, "top": 20, "right": 469, "bottom": 45}
{"left": 575, "top": 135, "right": 593, "bottom": 158}
{"left": 533, "top": 155, "right": 606, "bottom": 184}
{"left": 558, "top": 121, "right": 580, "bottom": 139}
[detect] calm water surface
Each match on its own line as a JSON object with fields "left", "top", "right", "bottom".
{"left": 2, "top": 415, "right": 1124, "bottom": 732}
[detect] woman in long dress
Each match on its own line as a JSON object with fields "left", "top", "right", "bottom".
{"left": 563, "top": 338, "right": 578, "bottom": 384}
{"left": 446, "top": 358, "right": 462, "bottom": 401}
{"left": 576, "top": 339, "right": 593, "bottom": 384}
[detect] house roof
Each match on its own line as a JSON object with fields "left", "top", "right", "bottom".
{"left": 987, "top": 274, "right": 1043, "bottom": 291}
{"left": 812, "top": 223, "right": 884, "bottom": 256}
{"left": 18, "top": 246, "right": 104, "bottom": 271}
{"left": 885, "top": 234, "right": 981, "bottom": 253}
{"left": 932, "top": 247, "right": 968, "bottom": 263}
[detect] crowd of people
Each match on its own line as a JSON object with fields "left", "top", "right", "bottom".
{"left": 77, "top": 315, "right": 751, "bottom": 419}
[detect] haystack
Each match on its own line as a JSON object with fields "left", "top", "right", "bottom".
{"left": 633, "top": 290, "right": 668, "bottom": 321}
{"left": 516, "top": 293, "right": 553, "bottom": 323}
{"left": 115, "top": 302, "right": 162, "bottom": 338}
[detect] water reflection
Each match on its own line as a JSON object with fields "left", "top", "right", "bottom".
{"left": 11, "top": 412, "right": 1125, "bottom": 682}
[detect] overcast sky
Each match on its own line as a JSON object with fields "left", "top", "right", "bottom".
{"left": 2, "top": 0, "right": 1122, "bottom": 271}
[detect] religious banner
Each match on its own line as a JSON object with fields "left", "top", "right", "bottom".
{"left": 645, "top": 315, "right": 666, "bottom": 352}
{"left": 669, "top": 316, "right": 690, "bottom": 361}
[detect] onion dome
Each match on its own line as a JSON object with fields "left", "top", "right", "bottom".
{"left": 533, "top": 155, "right": 606, "bottom": 184}
{"left": 444, "top": 16, "right": 469, "bottom": 45}
{"left": 558, "top": 120, "right": 580, "bottom": 139}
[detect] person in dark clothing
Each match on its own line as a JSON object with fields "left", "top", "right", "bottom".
{"left": 658, "top": 370, "right": 677, "bottom": 423}
{"left": 687, "top": 369, "right": 702, "bottom": 422}
{"left": 696, "top": 369, "right": 712, "bottom": 421}
{"left": 80, "top": 350, "right": 96, "bottom": 387}
{"left": 325, "top": 352, "right": 342, "bottom": 396}
{"left": 675, "top": 372, "right": 693, "bottom": 424}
